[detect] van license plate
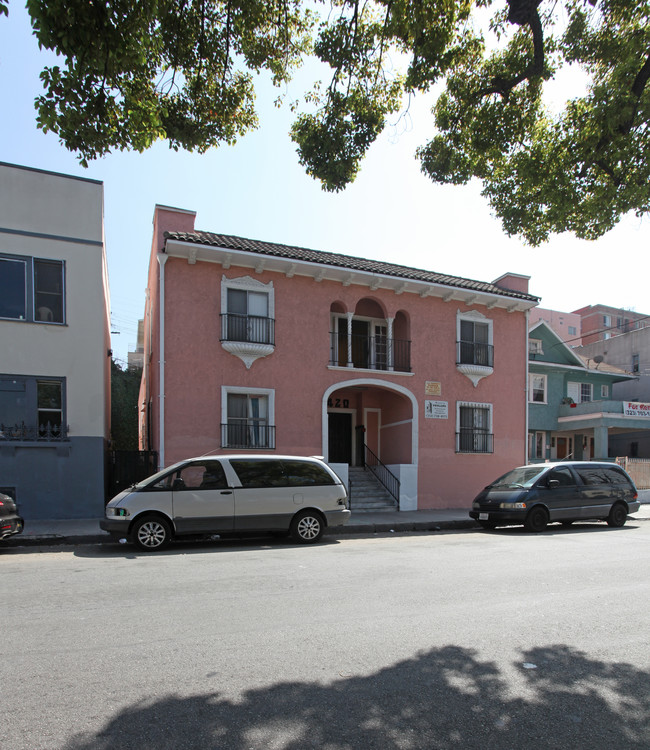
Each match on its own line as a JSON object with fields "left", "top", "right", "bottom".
{"left": 479, "top": 513, "right": 489, "bottom": 520}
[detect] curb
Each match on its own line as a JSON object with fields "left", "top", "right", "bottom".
{"left": 3, "top": 518, "right": 479, "bottom": 548}
{"left": 4, "top": 513, "right": 648, "bottom": 549}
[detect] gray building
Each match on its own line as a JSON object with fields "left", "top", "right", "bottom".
{"left": 0, "top": 163, "right": 111, "bottom": 519}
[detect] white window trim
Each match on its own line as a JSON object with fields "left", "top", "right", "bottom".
{"left": 220, "top": 275, "right": 275, "bottom": 317}
{"left": 221, "top": 386, "right": 275, "bottom": 425}
{"left": 456, "top": 309, "right": 494, "bottom": 387}
{"left": 456, "top": 400, "right": 493, "bottom": 453}
{"left": 528, "top": 373, "right": 547, "bottom": 403}
{"left": 601, "top": 384, "right": 609, "bottom": 399}
{"left": 221, "top": 386, "right": 275, "bottom": 449}
{"left": 220, "top": 275, "right": 275, "bottom": 368}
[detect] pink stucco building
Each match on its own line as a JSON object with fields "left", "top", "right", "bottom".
{"left": 139, "top": 205, "right": 539, "bottom": 510}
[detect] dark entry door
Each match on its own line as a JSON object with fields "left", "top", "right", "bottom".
{"left": 329, "top": 412, "right": 352, "bottom": 463}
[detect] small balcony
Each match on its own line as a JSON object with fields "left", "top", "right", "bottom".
{"left": 456, "top": 341, "right": 494, "bottom": 368}
{"left": 329, "top": 332, "right": 411, "bottom": 372}
{"left": 220, "top": 313, "right": 275, "bottom": 345}
{"left": 221, "top": 422, "right": 276, "bottom": 450}
{"left": 220, "top": 313, "right": 275, "bottom": 369}
{"left": 0, "top": 422, "right": 69, "bottom": 442}
{"left": 456, "top": 340, "right": 494, "bottom": 386}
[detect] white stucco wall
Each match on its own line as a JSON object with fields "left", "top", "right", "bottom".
{"left": 0, "top": 163, "right": 110, "bottom": 439}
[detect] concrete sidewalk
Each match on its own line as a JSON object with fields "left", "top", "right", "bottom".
{"left": 5, "top": 498, "right": 650, "bottom": 547}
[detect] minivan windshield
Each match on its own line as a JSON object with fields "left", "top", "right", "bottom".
{"left": 132, "top": 461, "right": 186, "bottom": 489}
{"left": 487, "top": 466, "right": 549, "bottom": 489}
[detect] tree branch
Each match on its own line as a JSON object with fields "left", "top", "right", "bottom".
{"left": 474, "top": 0, "right": 545, "bottom": 100}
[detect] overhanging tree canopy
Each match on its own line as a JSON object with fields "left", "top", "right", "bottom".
{"left": 5, "top": 0, "right": 650, "bottom": 244}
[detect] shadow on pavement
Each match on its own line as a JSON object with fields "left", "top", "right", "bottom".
{"left": 61, "top": 644, "right": 649, "bottom": 749}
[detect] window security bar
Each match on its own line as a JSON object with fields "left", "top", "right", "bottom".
{"left": 221, "top": 423, "right": 276, "bottom": 450}
{"left": 455, "top": 431, "right": 494, "bottom": 454}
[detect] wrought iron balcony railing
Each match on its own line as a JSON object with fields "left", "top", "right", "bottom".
{"left": 0, "top": 422, "right": 68, "bottom": 442}
{"left": 330, "top": 332, "right": 411, "bottom": 372}
{"left": 220, "top": 314, "right": 275, "bottom": 345}
{"left": 456, "top": 341, "right": 494, "bottom": 368}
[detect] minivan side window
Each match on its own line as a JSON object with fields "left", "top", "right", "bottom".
{"left": 176, "top": 461, "right": 228, "bottom": 490}
{"left": 230, "top": 460, "right": 287, "bottom": 488}
{"left": 547, "top": 467, "right": 575, "bottom": 486}
{"left": 283, "top": 460, "right": 335, "bottom": 486}
{"left": 574, "top": 467, "right": 613, "bottom": 486}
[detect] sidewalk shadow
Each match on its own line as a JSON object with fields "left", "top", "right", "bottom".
{"left": 62, "top": 644, "right": 649, "bottom": 749}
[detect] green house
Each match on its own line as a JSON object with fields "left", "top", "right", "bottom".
{"left": 528, "top": 321, "right": 642, "bottom": 461}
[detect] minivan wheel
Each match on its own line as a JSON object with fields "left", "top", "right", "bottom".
{"left": 607, "top": 502, "right": 628, "bottom": 528}
{"left": 132, "top": 516, "right": 172, "bottom": 551}
{"left": 524, "top": 506, "right": 549, "bottom": 533}
{"left": 290, "top": 510, "right": 324, "bottom": 544}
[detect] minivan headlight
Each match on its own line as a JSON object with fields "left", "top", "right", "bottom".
{"left": 499, "top": 502, "right": 527, "bottom": 510}
{"left": 109, "top": 507, "right": 130, "bottom": 518}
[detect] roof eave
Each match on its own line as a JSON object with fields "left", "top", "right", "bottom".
{"left": 162, "top": 237, "right": 539, "bottom": 312}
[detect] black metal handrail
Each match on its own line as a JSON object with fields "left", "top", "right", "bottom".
{"left": 330, "top": 332, "right": 411, "bottom": 372}
{"left": 455, "top": 431, "right": 494, "bottom": 454}
{"left": 363, "top": 443, "right": 400, "bottom": 508}
{"left": 456, "top": 341, "right": 494, "bottom": 367}
{"left": 220, "top": 313, "right": 275, "bottom": 345}
{"left": 221, "top": 422, "right": 276, "bottom": 449}
{"left": 0, "top": 422, "right": 68, "bottom": 441}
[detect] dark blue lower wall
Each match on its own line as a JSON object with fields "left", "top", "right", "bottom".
{"left": 0, "top": 437, "right": 106, "bottom": 520}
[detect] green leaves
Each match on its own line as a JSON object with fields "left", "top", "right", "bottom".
{"left": 24, "top": 0, "right": 312, "bottom": 161}
{"left": 8, "top": 0, "right": 650, "bottom": 243}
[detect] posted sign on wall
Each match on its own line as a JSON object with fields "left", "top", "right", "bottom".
{"left": 623, "top": 402, "right": 650, "bottom": 417}
{"left": 425, "top": 401, "right": 448, "bottom": 419}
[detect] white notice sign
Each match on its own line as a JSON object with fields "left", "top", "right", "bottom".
{"left": 425, "top": 401, "right": 448, "bottom": 419}
{"left": 623, "top": 401, "right": 650, "bottom": 418}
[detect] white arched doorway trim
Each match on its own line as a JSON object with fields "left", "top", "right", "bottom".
{"left": 322, "top": 378, "right": 419, "bottom": 510}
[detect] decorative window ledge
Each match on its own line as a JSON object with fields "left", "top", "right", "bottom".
{"left": 456, "top": 363, "right": 493, "bottom": 387}
{"left": 221, "top": 341, "right": 274, "bottom": 369}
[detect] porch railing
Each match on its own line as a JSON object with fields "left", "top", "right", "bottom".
{"left": 363, "top": 443, "right": 400, "bottom": 508}
{"left": 330, "top": 332, "right": 411, "bottom": 372}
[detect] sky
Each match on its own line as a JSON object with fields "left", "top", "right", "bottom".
{"left": 1, "top": 5, "right": 648, "bottom": 367}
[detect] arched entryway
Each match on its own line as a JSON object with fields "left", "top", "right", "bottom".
{"left": 322, "top": 379, "right": 419, "bottom": 509}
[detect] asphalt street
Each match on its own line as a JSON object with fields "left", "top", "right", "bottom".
{"left": 2, "top": 523, "right": 650, "bottom": 749}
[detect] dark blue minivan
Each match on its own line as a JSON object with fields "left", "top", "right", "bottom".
{"left": 469, "top": 461, "right": 639, "bottom": 532}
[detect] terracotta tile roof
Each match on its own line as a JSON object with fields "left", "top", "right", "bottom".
{"left": 165, "top": 230, "right": 539, "bottom": 302}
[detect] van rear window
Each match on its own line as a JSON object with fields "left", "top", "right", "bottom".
{"left": 229, "top": 459, "right": 336, "bottom": 488}
{"left": 574, "top": 466, "right": 628, "bottom": 485}
{"left": 282, "top": 460, "right": 335, "bottom": 486}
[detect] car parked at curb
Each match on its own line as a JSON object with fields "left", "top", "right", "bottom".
{"left": 469, "top": 461, "right": 640, "bottom": 532}
{"left": 0, "top": 491, "right": 24, "bottom": 541}
{"left": 101, "top": 455, "right": 351, "bottom": 551}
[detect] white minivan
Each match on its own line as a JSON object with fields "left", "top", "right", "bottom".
{"left": 101, "top": 455, "right": 351, "bottom": 550}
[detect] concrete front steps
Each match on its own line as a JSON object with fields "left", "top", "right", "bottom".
{"left": 348, "top": 466, "right": 398, "bottom": 512}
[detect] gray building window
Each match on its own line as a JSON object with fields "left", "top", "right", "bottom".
{"left": 0, "top": 255, "right": 65, "bottom": 323}
{"left": 0, "top": 375, "right": 67, "bottom": 441}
